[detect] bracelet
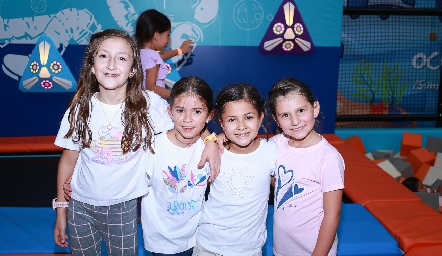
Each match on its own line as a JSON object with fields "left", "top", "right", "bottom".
{"left": 176, "top": 48, "right": 182, "bottom": 56}
{"left": 52, "top": 198, "right": 69, "bottom": 210}
{"left": 204, "top": 133, "right": 217, "bottom": 144}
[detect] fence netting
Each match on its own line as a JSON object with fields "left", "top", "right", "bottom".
{"left": 337, "top": 2, "right": 442, "bottom": 128}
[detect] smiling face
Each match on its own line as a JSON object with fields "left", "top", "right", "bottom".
{"left": 219, "top": 99, "right": 263, "bottom": 154}
{"left": 168, "top": 93, "right": 212, "bottom": 146}
{"left": 91, "top": 37, "right": 134, "bottom": 93}
{"left": 273, "top": 92, "right": 320, "bottom": 147}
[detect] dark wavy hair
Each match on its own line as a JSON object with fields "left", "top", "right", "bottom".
{"left": 64, "top": 29, "right": 153, "bottom": 154}
{"left": 134, "top": 9, "right": 171, "bottom": 48}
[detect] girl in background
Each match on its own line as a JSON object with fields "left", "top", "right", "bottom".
{"left": 135, "top": 9, "right": 193, "bottom": 99}
{"left": 194, "top": 83, "right": 277, "bottom": 256}
{"left": 141, "top": 76, "right": 213, "bottom": 256}
{"left": 268, "top": 77, "right": 345, "bottom": 256}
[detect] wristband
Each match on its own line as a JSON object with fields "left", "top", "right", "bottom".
{"left": 204, "top": 133, "right": 217, "bottom": 144}
{"left": 176, "top": 48, "right": 182, "bottom": 56}
{"left": 52, "top": 198, "right": 69, "bottom": 210}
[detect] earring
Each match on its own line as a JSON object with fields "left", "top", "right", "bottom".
{"left": 129, "top": 72, "right": 134, "bottom": 78}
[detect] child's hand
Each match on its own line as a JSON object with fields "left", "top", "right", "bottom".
{"left": 54, "top": 210, "right": 69, "bottom": 247}
{"left": 180, "top": 40, "right": 194, "bottom": 54}
{"left": 63, "top": 175, "right": 72, "bottom": 200}
{"left": 216, "top": 132, "right": 226, "bottom": 154}
{"left": 199, "top": 139, "right": 220, "bottom": 182}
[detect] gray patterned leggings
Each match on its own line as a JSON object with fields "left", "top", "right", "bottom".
{"left": 68, "top": 198, "right": 138, "bottom": 256}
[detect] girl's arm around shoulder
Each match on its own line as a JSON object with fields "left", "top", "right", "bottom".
{"left": 270, "top": 133, "right": 286, "bottom": 145}
{"left": 143, "top": 90, "right": 174, "bottom": 134}
{"left": 260, "top": 138, "right": 278, "bottom": 177}
{"left": 265, "top": 137, "right": 279, "bottom": 161}
{"left": 199, "top": 129, "right": 221, "bottom": 182}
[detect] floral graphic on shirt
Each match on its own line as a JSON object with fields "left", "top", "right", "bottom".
{"left": 224, "top": 165, "right": 253, "bottom": 198}
{"left": 275, "top": 165, "right": 304, "bottom": 209}
{"left": 163, "top": 164, "right": 207, "bottom": 216}
{"left": 91, "top": 125, "right": 136, "bottom": 163}
{"left": 187, "top": 170, "right": 208, "bottom": 188}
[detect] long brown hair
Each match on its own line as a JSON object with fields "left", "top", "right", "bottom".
{"left": 64, "top": 29, "right": 153, "bottom": 154}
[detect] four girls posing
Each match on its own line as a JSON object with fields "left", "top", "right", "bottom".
{"left": 53, "top": 14, "right": 345, "bottom": 256}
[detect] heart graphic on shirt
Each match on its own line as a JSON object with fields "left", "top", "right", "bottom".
{"left": 292, "top": 183, "right": 304, "bottom": 195}
{"left": 276, "top": 165, "right": 305, "bottom": 209}
{"left": 275, "top": 165, "right": 293, "bottom": 203}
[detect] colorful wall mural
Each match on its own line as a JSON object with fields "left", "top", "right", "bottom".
{"left": 0, "top": 0, "right": 343, "bottom": 136}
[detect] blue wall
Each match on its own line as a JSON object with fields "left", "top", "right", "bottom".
{"left": 0, "top": 0, "right": 343, "bottom": 137}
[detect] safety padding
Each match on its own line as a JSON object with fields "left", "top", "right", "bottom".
{"left": 322, "top": 133, "right": 345, "bottom": 145}
{"left": 400, "top": 132, "right": 422, "bottom": 157}
{"left": 336, "top": 203, "right": 401, "bottom": 256}
{"left": 364, "top": 201, "right": 442, "bottom": 252}
{"left": 333, "top": 143, "right": 421, "bottom": 205}
{"left": 0, "top": 133, "right": 343, "bottom": 154}
{"left": 344, "top": 135, "right": 366, "bottom": 154}
{"left": 405, "top": 244, "right": 442, "bottom": 256}
{"left": 0, "top": 136, "right": 61, "bottom": 153}
{"left": 406, "top": 147, "right": 435, "bottom": 174}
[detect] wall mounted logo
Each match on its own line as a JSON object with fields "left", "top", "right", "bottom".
{"left": 19, "top": 34, "right": 76, "bottom": 92}
{"left": 259, "top": 0, "right": 314, "bottom": 54}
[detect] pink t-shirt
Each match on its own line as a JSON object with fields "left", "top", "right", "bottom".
{"left": 272, "top": 134, "right": 345, "bottom": 256}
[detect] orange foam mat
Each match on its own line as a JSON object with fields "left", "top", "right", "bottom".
{"left": 405, "top": 245, "right": 442, "bottom": 256}
{"left": 344, "top": 135, "right": 366, "bottom": 154}
{"left": 364, "top": 200, "right": 442, "bottom": 252}
{"left": 322, "top": 133, "right": 345, "bottom": 145}
{"left": 333, "top": 143, "right": 423, "bottom": 204}
{"left": 0, "top": 136, "right": 61, "bottom": 153}
{"left": 345, "top": 183, "right": 421, "bottom": 206}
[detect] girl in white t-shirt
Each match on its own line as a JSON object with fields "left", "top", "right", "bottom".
{"left": 53, "top": 29, "right": 219, "bottom": 256}
{"left": 194, "top": 83, "right": 278, "bottom": 256}
{"left": 268, "top": 77, "right": 345, "bottom": 256}
{"left": 141, "top": 76, "right": 214, "bottom": 256}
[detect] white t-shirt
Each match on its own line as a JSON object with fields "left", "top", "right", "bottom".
{"left": 54, "top": 91, "right": 173, "bottom": 206}
{"left": 272, "top": 134, "right": 345, "bottom": 256}
{"left": 196, "top": 139, "right": 277, "bottom": 256}
{"left": 141, "top": 132, "right": 210, "bottom": 254}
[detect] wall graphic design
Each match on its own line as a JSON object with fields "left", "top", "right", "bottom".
{"left": 259, "top": 0, "right": 314, "bottom": 54}
{"left": 0, "top": 0, "right": 343, "bottom": 136}
{"left": 19, "top": 34, "right": 76, "bottom": 92}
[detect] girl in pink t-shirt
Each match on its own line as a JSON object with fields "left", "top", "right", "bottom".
{"left": 268, "top": 77, "right": 345, "bottom": 256}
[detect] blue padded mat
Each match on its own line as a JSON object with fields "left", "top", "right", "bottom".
{"left": 337, "top": 203, "right": 403, "bottom": 256}
{"left": 0, "top": 204, "right": 401, "bottom": 255}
